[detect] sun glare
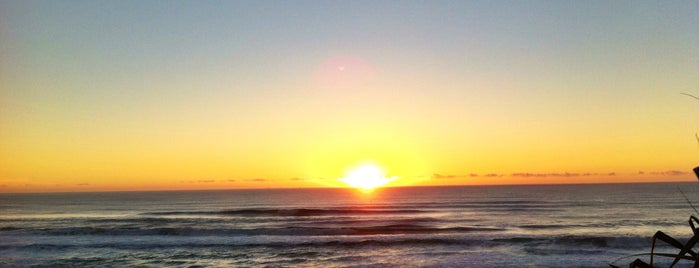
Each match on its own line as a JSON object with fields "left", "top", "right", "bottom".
{"left": 339, "top": 163, "right": 397, "bottom": 191}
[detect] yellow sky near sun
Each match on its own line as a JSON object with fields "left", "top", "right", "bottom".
{"left": 1, "top": 52, "right": 697, "bottom": 193}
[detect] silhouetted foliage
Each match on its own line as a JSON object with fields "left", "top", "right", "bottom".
{"left": 609, "top": 167, "right": 699, "bottom": 268}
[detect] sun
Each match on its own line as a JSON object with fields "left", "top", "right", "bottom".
{"left": 338, "top": 163, "right": 397, "bottom": 191}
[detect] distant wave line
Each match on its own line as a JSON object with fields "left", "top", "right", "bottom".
{"left": 143, "top": 208, "right": 427, "bottom": 217}
{"left": 0, "top": 235, "right": 653, "bottom": 250}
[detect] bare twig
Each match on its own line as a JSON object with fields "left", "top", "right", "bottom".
{"left": 681, "top": 92, "right": 699, "bottom": 101}
{"left": 679, "top": 186, "right": 699, "bottom": 215}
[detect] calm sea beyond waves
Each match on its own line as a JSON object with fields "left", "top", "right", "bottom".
{"left": 2, "top": 182, "right": 699, "bottom": 267}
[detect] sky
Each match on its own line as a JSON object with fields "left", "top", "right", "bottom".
{"left": 1, "top": 0, "right": 698, "bottom": 192}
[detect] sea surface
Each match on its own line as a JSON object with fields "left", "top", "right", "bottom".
{"left": 2, "top": 182, "right": 699, "bottom": 267}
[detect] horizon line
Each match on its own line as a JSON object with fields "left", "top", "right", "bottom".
{"left": 2, "top": 180, "right": 696, "bottom": 195}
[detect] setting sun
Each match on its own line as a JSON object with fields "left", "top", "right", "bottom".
{"left": 338, "top": 163, "right": 397, "bottom": 191}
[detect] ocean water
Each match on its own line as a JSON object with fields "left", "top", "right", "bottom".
{"left": 2, "top": 182, "right": 699, "bottom": 267}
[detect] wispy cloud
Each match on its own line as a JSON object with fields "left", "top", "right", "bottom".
{"left": 432, "top": 173, "right": 478, "bottom": 180}
{"left": 432, "top": 172, "right": 630, "bottom": 179}
{"left": 432, "top": 173, "right": 480, "bottom": 179}
{"left": 650, "top": 170, "right": 688, "bottom": 176}
{"left": 512, "top": 173, "right": 548, "bottom": 178}
{"left": 511, "top": 172, "right": 581, "bottom": 178}
{"left": 432, "top": 174, "right": 459, "bottom": 179}
{"left": 180, "top": 179, "right": 217, "bottom": 184}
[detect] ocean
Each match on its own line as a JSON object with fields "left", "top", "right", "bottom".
{"left": 2, "top": 182, "right": 699, "bottom": 267}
